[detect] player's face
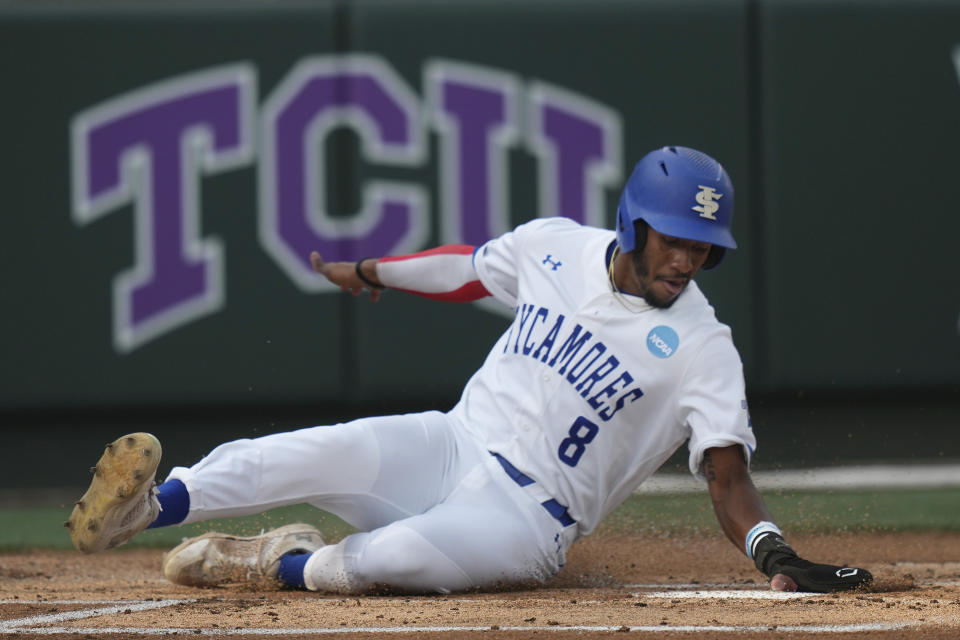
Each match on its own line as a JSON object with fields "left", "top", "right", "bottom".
{"left": 628, "top": 228, "right": 711, "bottom": 308}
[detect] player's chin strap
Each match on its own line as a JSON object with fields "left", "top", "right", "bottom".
{"left": 746, "top": 521, "right": 873, "bottom": 593}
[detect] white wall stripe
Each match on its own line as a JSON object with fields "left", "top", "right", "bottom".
{"left": 639, "top": 463, "right": 960, "bottom": 493}
{"left": 4, "top": 463, "right": 955, "bottom": 507}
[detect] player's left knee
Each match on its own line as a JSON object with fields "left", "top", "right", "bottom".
{"left": 303, "top": 527, "right": 472, "bottom": 594}
{"left": 357, "top": 526, "right": 473, "bottom": 593}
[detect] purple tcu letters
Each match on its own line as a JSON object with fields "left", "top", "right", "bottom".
{"left": 72, "top": 55, "right": 622, "bottom": 352}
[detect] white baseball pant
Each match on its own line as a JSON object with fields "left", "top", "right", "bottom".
{"left": 165, "top": 410, "right": 577, "bottom": 593}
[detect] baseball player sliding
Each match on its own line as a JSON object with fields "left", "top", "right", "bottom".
{"left": 67, "top": 146, "right": 872, "bottom": 594}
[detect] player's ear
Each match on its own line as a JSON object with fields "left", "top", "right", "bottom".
{"left": 702, "top": 246, "right": 725, "bottom": 270}
{"left": 632, "top": 220, "right": 649, "bottom": 253}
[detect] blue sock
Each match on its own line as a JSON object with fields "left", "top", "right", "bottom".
{"left": 147, "top": 479, "right": 190, "bottom": 528}
{"left": 277, "top": 551, "right": 311, "bottom": 589}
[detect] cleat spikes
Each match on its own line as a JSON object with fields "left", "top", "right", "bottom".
{"left": 69, "top": 432, "right": 162, "bottom": 553}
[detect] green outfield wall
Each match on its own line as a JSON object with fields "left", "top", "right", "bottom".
{"left": 1, "top": 0, "right": 958, "bottom": 427}
{"left": 757, "top": 0, "right": 960, "bottom": 390}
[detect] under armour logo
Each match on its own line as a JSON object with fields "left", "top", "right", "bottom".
{"left": 836, "top": 568, "right": 859, "bottom": 578}
{"left": 692, "top": 185, "right": 723, "bottom": 220}
{"left": 542, "top": 255, "right": 562, "bottom": 271}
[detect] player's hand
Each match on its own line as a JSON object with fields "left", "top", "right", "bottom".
{"left": 755, "top": 533, "right": 872, "bottom": 593}
{"left": 310, "top": 251, "right": 385, "bottom": 302}
{"left": 767, "top": 559, "right": 872, "bottom": 592}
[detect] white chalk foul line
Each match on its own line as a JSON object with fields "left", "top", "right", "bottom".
{"left": 627, "top": 579, "right": 960, "bottom": 589}
{"left": 0, "top": 622, "right": 925, "bottom": 635}
{"left": 645, "top": 589, "right": 808, "bottom": 600}
{"left": 625, "top": 582, "right": 758, "bottom": 589}
{"left": 0, "top": 600, "right": 152, "bottom": 605}
{"left": 0, "top": 596, "right": 949, "bottom": 635}
{"left": 0, "top": 598, "right": 191, "bottom": 632}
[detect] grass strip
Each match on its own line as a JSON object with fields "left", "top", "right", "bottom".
{"left": 1, "top": 487, "right": 957, "bottom": 551}
{"left": 598, "top": 487, "right": 960, "bottom": 535}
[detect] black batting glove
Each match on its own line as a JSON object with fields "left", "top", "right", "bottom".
{"left": 752, "top": 532, "right": 873, "bottom": 592}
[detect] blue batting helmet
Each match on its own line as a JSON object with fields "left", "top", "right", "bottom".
{"left": 616, "top": 146, "right": 736, "bottom": 269}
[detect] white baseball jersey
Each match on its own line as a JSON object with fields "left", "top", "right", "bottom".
{"left": 448, "top": 217, "right": 755, "bottom": 535}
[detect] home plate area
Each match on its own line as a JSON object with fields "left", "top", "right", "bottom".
{"left": 2, "top": 582, "right": 959, "bottom": 638}
{"left": 2, "top": 533, "right": 959, "bottom": 638}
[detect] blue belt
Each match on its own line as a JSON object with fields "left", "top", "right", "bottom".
{"left": 491, "top": 452, "right": 576, "bottom": 528}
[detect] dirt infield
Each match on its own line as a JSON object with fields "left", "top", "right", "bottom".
{"left": 2, "top": 531, "right": 959, "bottom": 638}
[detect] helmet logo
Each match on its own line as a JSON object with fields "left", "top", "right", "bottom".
{"left": 692, "top": 185, "right": 723, "bottom": 220}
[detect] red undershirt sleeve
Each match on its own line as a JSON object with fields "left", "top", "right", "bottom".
{"left": 376, "top": 245, "right": 491, "bottom": 302}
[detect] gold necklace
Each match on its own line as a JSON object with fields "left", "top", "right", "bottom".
{"left": 608, "top": 247, "right": 651, "bottom": 313}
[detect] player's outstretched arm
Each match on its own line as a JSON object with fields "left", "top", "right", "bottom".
{"left": 310, "top": 246, "right": 491, "bottom": 303}
{"left": 703, "top": 445, "right": 873, "bottom": 593}
{"left": 310, "top": 252, "right": 386, "bottom": 302}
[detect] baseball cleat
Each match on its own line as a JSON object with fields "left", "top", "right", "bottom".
{"left": 66, "top": 432, "right": 162, "bottom": 553}
{"left": 162, "top": 523, "right": 325, "bottom": 587}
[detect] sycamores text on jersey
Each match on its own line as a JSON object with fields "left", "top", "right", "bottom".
{"left": 502, "top": 302, "right": 645, "bottom": 423}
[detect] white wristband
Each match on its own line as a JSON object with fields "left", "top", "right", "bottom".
{"left": 745, "top": 521, "right": 782, "bottom": 558}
